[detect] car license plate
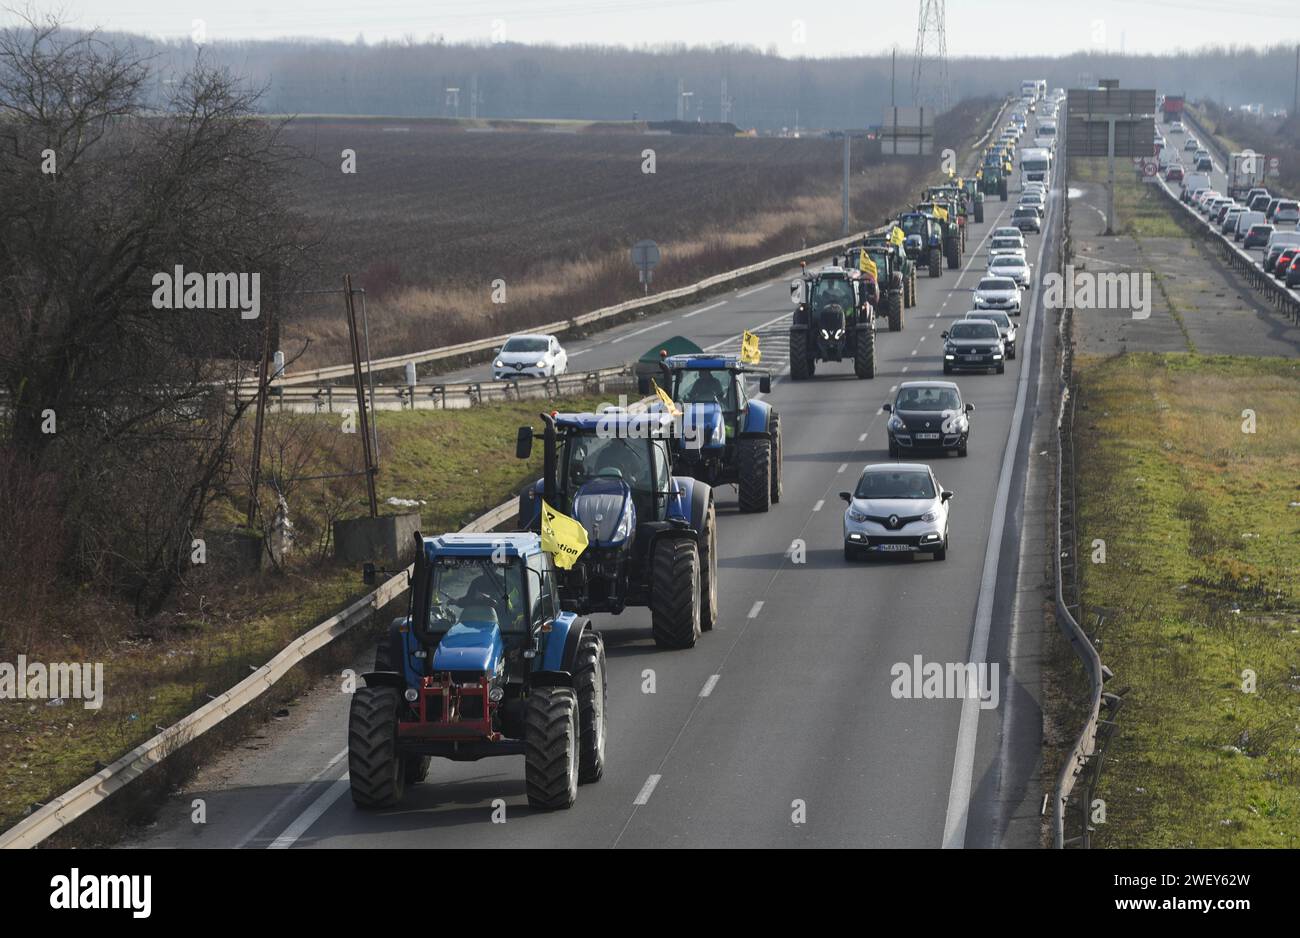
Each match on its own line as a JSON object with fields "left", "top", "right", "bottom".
{"left": 877, "top": 544, "right": 911, "bottom": 552}
{"left": 916, "top": 433, "right": 940, "bottom": 440}
{"left": 963, "top": 354, "right": 982, "bottom": 361}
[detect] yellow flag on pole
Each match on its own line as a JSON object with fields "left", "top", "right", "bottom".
{"left": 740, "top": 330, "right": 761, "bottom": 364}
{"left": 889, "top": 226, "right": 905, "bottom": 247}
{"left": 932, "top": 205, "right": 949, "bottom": 222}
{"left": 858, "top": 252, "right": 878, "bottom": 280}
{"left": 540, "top": 500, "right": 588, "bottom": 570}
{"left": 651, "top": 379, "right": 680, "bottom": 416}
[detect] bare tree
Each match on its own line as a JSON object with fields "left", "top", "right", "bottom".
{"left": 0, "top": 13, "right": 306, "bottom": 618}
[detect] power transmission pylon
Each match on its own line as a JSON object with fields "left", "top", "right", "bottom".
{"left": 911, "top": 0, "right": 949, "bottom": 113}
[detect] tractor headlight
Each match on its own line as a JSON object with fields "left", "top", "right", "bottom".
{"left": 834, "top": 328, "right": 844, "bottom": 339}
{"left": 613, "top": 507, "right": 633, "bottom": 543}
{"left": 404, "top": 688, "right": 419, "bottom": 702}
{"left": 488, "top": 686, "right": 505, "bottom": 702}
{"left": 821, "top": 329, "right": 830, "bottom": 339}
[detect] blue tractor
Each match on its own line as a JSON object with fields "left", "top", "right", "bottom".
{"left": 897, "top": 211, "right": 946, "bottom": 278}
{"left": 645, "top": 354, "right": 782, "bottom": 513}
{"left": 349, "top": 532, "right": 607, "bottom": 811}
{"left": 516, "top": 409, "right": 718, "bottom": 647}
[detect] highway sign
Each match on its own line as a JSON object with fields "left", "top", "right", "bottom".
{"left": 632, "top": 239, "right": 660, "bottom": 290}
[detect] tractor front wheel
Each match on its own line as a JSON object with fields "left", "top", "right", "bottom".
{"left": 698, "top": 495, "right": 719, "bottom": 629}
{"left": 348, "top": 686, "right": 406, "bottom": 809}
{"left": 974, "top": 201, "right": 985, "bottom": 224}
{"left": 573, "top": 629, "right": 607, "bottom": 783}
{"left": 929, "top": 247, "right": 942, "bottom": 277}
{"left": 524, "top": 687, "right": 580, "bottom": 810}
{"left": 737, "top": 437, "right": 772, "bottom": 513}
{"left": 854, "top": 324, "right": 876, "bottom": 379}
{"left": 769, "top": 414, "right": 783, "bottom": 504}
{"left": 999, "top": 178, "right": 1008, "bottom": 201}
{"left": 650, "top": 538, "right": 701, "bottom": 649}
{"left": 789, "top": 327, "right": 812, "bottom": 380}
{"left": 945, "top": 238, "right": 960, "bottom": 270}
{"left": 888, "top": 290, "right": 904, "bottom": 332}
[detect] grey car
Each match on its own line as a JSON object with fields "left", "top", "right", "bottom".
{"left": 841, "top": 463, "right": 953, "bottom": 561}
{"left": 943, "top": 319, "right": 1006, "bottom": 375}
{"left": 964, "top": 309, "right": 1018, "bottom": 359}
{"left": 972, "top": 275, "right": 1021, "bottom": 315}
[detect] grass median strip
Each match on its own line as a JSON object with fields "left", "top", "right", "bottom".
{"left": 1074, "top": 353, "right": 1300, "bottom": 847}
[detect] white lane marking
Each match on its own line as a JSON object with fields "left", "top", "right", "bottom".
{"left": 942, "top": 157, "right": 1054, "bottom": 850}
{"left": 911, "top": 349, "right": 918, "bottom": 356}
{"left": 236, "top": 747, "right": 348, "bottom": 849}
{"left": 633, "top": 774, "right": 662, "bottom": 805}
{"left": 813, "top": 499, "right": 824, "bottom": 512}
{"left": 682, "top": 300, "right": 727, "bottom": 319}
{"left": 737, "top": 283, "right": 771, "bottom": 298}
{"left": 699, "top": 674, "right": 720, "bottom": 698}
{"left": 901, "top": 366, "right": 909, "bottom": 372}
{"left": 568, "top": 348, "right": 593, "bottom": 357}
{"left": 858, "top": 432, "right": 868, "bottom": 442}
{"left": 836, "top": 463, "right": 847, "bottom": 473}
{"left": 703, "top": 310, "right": 793, "bottom": 352}
{"left": 612, "top": 320, "right": 673, "bottom": 344}
{"left": 747, "top": 601, "right": 764, "bottom": 618}
{"left": 929, "top": 322, "right": 935, "bottom": 329}
{"left": 268, "top": 775, "right": 351, "bottom": 849}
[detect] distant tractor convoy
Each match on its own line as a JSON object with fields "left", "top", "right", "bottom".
{"left": 346, "top": 94, "right": 1047, "bottom": 812}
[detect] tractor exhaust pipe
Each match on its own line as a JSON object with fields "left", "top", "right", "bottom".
{"left": 540, "top": 412, "right": 558, "bottom": 508}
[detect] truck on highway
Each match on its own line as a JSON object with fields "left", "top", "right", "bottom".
{"left": 1020, "top": 79, "right": 1045, "bottom": 101}
{"left": 1019, "top": 147, "right": 1052, "bottom": 188}
{"left": 1161, "top": 94, "right": 1185, "bottom": 124}
{"left": 1227, "top": 151, "right": 1268, "bottom": 200}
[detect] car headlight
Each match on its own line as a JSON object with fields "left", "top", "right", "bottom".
{"left": 535, "top": 360, "right": 547, "bottom": 368}
{"left": 847, "top": 507, "right": 869, "bottom": 523}
{"left": 921, "top": 509, "right": 939, "bottom": 523}
{"left": 993, "top": 353, "right": 1003, "bottom": 359}
{"left": 494, "top": 360, "right": 504, "bottom": 368}
{"left": 888, "top": 415, "right": 904, "bottom": 431}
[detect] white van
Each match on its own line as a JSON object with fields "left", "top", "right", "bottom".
{"left": 1180, "top": 173, "right": 1211, "bottom": 202}
{"left": 1234, "top": 211, "right": 1265, "bottom": 241}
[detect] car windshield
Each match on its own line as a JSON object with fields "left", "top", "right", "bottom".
{"left": 1013, "top": 209, "right": 1035, "bottom": 218}
{"left": 502, "top": 337, "right": 548, "bottom": 353}
{"left": 810, "top": 277, "right": 856, "bottom": 311}
{"left": 949, "top": 321, "right": 999, "bottom": 339}
{"left": 992, "top": 239, "right": 1021, "bottom": 249}
{"left": 674, "top": 368, "right": 737, "bottom": 409}
{"left": 969, "top": 312, "right": 1011, "bottom": 328}
{"left": 993, "top": 228, "right": 1020, "bottom": 239}
{"left": 895, "top": 386, "right": 961, "bottom": 411}
{"left": 978, "top": 278, "right": 1016, "bottom": 291}
{"left": 991, "top": 257, "right": 1022, "bottom": 268}
{"left": 562, "top": 433, "right": 654, "bottom": 493}
{"left": 855, "top": 469, "right": 936, "bottom": 500}
{"left": 430, "top": 557, "right": 526, "bottom": 634}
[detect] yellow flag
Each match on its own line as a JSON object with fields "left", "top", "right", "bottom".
{"left": 889, "top": 226, "right": 905, "bottom": 247}
{"left": 540, "top": 500, "right": 588, "bottom": 570}
{"left": 740, "top": 330, "right": 760, "bottom": 364}
{"left": 932, "top": 205, "right": 949, "bottom": 222}
{"left": 651, "top": 378, "right": 680, "bottom": 416}
{"left": 858, "top": 253, "right": 878, "bottom": 280}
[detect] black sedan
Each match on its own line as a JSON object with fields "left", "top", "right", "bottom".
{"left": 884, "top": 381, "right": 974, "bottom": 458}
{"left": 942, "top": 320, "right": 1006, "bottom": 375}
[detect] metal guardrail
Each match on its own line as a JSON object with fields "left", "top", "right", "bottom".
{"left": 0, "top": 498, "right": 516, "bottom": 849}
{"left": 254, "top": 363, "right": 637, "bottom": 413}
{"left": 1, "top": 101, "right": 1013, "bottom": 849}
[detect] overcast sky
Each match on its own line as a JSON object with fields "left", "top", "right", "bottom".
{"left": 10, "top": 0, "right": 1299, "bottom": 57}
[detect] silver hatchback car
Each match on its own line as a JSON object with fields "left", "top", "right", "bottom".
{"left": 841, "top": 463, "right": 953, "bottom": 561}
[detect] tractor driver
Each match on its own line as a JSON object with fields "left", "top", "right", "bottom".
{"left": 456, "top": 565, "right": 526, "bottom": 633}
{"left": 683, "top": 369, "right": 726, "bottom": 406}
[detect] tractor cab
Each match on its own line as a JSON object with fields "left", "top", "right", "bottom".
{"left": 898, "top": 212, "right": 940, "bottom": 259}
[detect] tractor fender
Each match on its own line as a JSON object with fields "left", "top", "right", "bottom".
{"left": 540, "top": 611, "right": 585, "bottom": 672}
{"left": 667, "top": 475, "right": 712, "bottom": 532}
{"left": 527, "top": 670, "right": 573, "bottom": 688}
{"left": 360, "top": 670, "right": 405, "bottom": 689}
{"left": 739, "top": 399, "right": 774, "bottom": 437}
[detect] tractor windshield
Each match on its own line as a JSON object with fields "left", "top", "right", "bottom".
{"left": 429, "top": 556, "right": 526, "bottom": 634}
{"left": 809, "top": 277, "right": 855, "bottom": 312}
{"left": 674, "top": 368, "right": 737, "bottom": 410}
{"left": 562, "top": 432, "right": 655, "bottom": 494}
{"left": 900, "top": 215, "right": 928, "bottom": 236}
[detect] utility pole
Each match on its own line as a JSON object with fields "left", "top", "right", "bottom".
{"left": 842, "top": 132, "right": 851, "bottom": 235}
{"left": 1293, "top": 43, "right": 1298, "bottom": 119}
{"left": 891, "top": 47, "right": 897, "bottom": 107}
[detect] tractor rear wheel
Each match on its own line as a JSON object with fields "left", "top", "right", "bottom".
{"left": 854, "top": 324, "right": 876, "bottom": 379}
{"left": 946, "top": 238, "right": 960, "bottom": 270}
{"left": 348, "top": 686, "right": 406, "bottom": 809}
{"left": 974, "top": 201, "right": 985, "bottom": 224}
{"left": 737, "top": 437, "right": 772, "bottom": 513}
{"left": 888, "top": 290, "right": 904, "bottom": 332}
{"left": 789, "top": 327, "right": 812, "bottom": 380}
{"left": 524, "top": 687, "right": 579, "bottom": 810}
{"left": 698, "top": 495, "right": 719, "bottom": 629}
{"left": 999, "top": 178, "right": 1008, "bottom": 201}
{"left": 650, "top": 538, "right": 701, "bottom": 649}
{"left": 572, "top": 630, "right": 607, "bottom": 783}
{"left": 928, "top": 247, "right": 942, "bottom": 277}
{"left": 769, "top": 414, "right": 783, "bottom": 504}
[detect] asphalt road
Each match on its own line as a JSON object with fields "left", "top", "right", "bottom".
{"left": 132, "top": 118, "right": 1062, "bottom": 850}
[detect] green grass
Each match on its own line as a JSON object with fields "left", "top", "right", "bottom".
{"left": 1070, "top": 158, "right": 1185, "bottom": 239}
{"left": 1074, "top": 353, "right": 1300, "bottom": 847}
{"left": 0, "top": 393, "right": 611, "bottom": 837}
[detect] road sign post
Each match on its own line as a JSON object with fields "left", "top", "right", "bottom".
{"left": 631, "top": 239, "right": 660, "bottom": 295}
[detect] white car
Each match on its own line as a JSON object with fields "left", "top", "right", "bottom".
{"left": 964, "top": 309, "right": 1018, "bottom": 359}
{"left": 1183, "top": 136, "right": 1199, "bottom": 151}
{"left": 493, "top": 333, "right": 568, "bottom": 380}
{"left": 1169, "top": 121, "right": 1185, "bottom": 134}
{"left": 972, "top": 275, "right": 1022, "bottom": 314}
{"left": 987, "top": 253, "right": 1032, "bottom": 287}
{"left": 1018, "top": 192, "right": 1046, "bottom": 216}
{"left": 991, "top": 226, "right": 1025, "bottom": 246}
{"left": 841, "top": 463, "right": 952, "bottom": 562}
{"left": 988, "top": 236, "right": 1027, "bottom": 260}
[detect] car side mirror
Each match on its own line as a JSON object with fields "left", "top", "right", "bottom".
{"left": 839, "top": 491, "right": 852, "bottom": 503}
{"left": 965, "top": 403, "right": 974, "bottom": 414}
{"left": 940, "top": 331, "right": 949, "bottom": 339}
{"left": 515, "top": 426, "right": 534, "bottom": 460}
{"left": 759, "top": 375, "right": 772, "bottom": 394}
{"left": 493, "top": 346, "right": 502, "bottom": 354}
{"left": 941, "top": 491, "right": 954, "bottom": 502}
{"left": 882, "top": 403, "right": 892, "bottom": 413}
